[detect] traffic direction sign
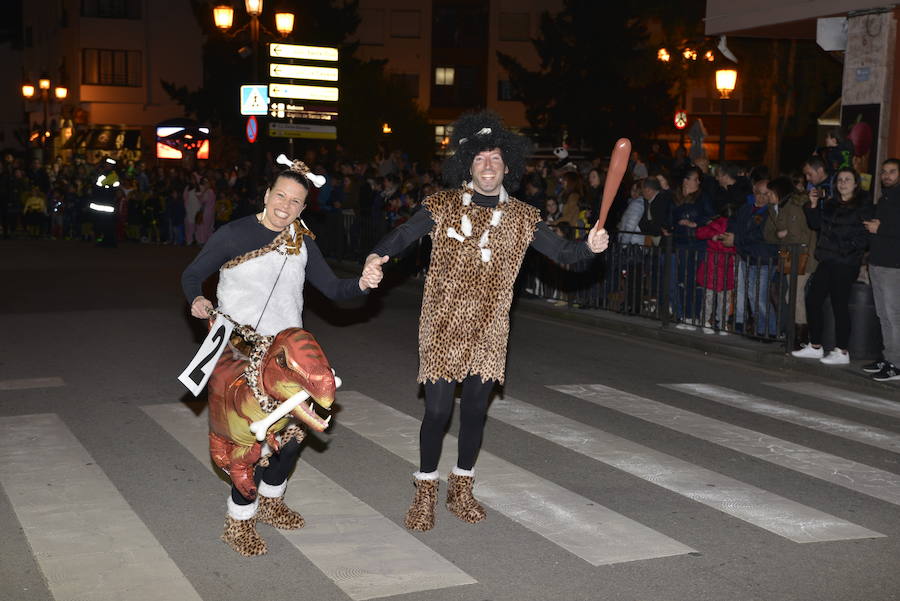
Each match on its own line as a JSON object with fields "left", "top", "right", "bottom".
{"left": 269, "top": 43, "right": 338, "bottom": 62}
{"left": 269, "top": 83, "right": 338, "bottom": 102}
{"left": 269, "top": 102, "right": 338, "bottom": 121}
{"left": 240, "top": 85, "right": 269, "bottom": 116}
{"left": 269, "top": 122, "right": 337, "bottom": 140}
{"left": 269, "top": 63, "right": 339, "bottom": 82}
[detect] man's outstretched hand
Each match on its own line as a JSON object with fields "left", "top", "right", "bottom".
{"left": 360, "top": 254, "right": 390, "bottom": 290}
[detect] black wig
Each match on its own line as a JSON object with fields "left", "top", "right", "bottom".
{"left": 441, "top": 110, "right": 530, "bottom": 190}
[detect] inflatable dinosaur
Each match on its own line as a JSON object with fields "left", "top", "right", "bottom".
{"left": 207, "top": 327, "right": 336, "bottom": 500}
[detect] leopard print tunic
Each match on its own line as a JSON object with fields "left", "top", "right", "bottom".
{"left": 417, "top": 188, "right": 541, "bottom": 384}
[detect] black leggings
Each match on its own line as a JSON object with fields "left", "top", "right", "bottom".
{"left": 420, "top": 374, "right": 496, "bottom": 473}
{"left": 806, "top": 262, "right": 859, "bottom": 349}
{"left": 232, "top": 438, "right": 301, "bottom": 505}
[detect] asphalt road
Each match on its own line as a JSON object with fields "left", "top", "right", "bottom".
{"left": 2, "top": 239, "right": 900, "bottom": 601}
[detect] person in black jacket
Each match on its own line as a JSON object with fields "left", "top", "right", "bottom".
{"left": 793, "top": 167, "right": 870, "bottom": 364}
{"left": 637, "top": 176, "right": 672, "bottom": 238}
{"left": 862, "top": 159, "right": 900, "bottom": 381}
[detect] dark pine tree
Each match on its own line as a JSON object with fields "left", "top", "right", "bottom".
{"left": 497, "top": 0, "right": 677, "bottom": 152}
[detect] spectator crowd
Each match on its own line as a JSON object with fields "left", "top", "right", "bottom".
{"left": 1, "top": 129, "right": 897, "bottom": 382}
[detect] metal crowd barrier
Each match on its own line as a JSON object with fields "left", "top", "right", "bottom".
{"left": 519, "top": 228, "right": 807, "bottom": 351}
{"left": 320, "top": 214, "right": 807, "bottom": 352}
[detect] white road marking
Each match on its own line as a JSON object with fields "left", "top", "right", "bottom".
{"left": 765, "top": 381, "right": 900, "bottom": 420}
{"left": 0, "top": 377, "right": 65, "bottom": 391}
{"left": 551, "top": 384, "right": 900, "bottom": 507}
{"left": 664, "top": 383, "right": 900, "bottom": 454}
{"left": 142, "top": 402, "right": 475, "bottom": 600}
{"left": 0, "top": 413, "right": 203, "bottom": 601}
{"left": 487, "top": 394, "right": 882, "bottom": 542}
{"left": 337, "top": 391, "right": 695, "bottom": 566}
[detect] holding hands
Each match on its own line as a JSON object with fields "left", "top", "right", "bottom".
{"left": 360, "top": 254, "right": 389, "bottom": 290}
{"left": 587, "top": 226, "right": 610, "bottom": 253}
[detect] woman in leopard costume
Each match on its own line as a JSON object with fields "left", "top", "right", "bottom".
{"left": 364, "top": 111, "right": 610, "bottom": 531}
{"left": 182, "top": 157, "right": 384, "bottom": 555}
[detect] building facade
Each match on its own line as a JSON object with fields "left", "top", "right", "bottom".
{"left": 18, "top": 0, "right": 202, "bottom": 162}
{"left": 353, "top": 0, "right": 562, "bottom": 146}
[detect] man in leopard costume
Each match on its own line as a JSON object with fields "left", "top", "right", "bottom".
{"left": 182, "top": 157, "right": 384, "bottom": 555}
{"left": 364, "top": 111, "right": 610, "bottom": 530}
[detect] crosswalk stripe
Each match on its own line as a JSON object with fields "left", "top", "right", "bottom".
{"left": 337, "top": 391, "right": 695, "bottom": 566}
{"left": 663, "top": 383, "right": 900, "bottom": 454}
{"left": 0, "top": 377, "right": 65, "bottom": 390}
{"left": 551, "top": 384, "right": 900, "bottom": 508}
{"left": 0, "top": 413, "right": 203, "bottom": 601}
{"left": 765, "top": 381, "right": 900, "bottom": 420}
{"left": 488, "top": 395, "right": 882, "bottom": 542}
{"left": 142, "top": 403, "right": 476, "bottom": 600}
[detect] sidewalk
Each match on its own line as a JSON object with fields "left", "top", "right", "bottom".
{"left": 513, "top": 295, "right": 899, "bottom": 393}
{"left": 334, "top": 259, "right": 900, "bottom": 394}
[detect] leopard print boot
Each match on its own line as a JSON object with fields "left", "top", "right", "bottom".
{"left": 222, "top": 497, "right": 267, "bottom": 556}
{"left": 446, "top": 469, "right": 486, "bottom": 524}
{"left": 256, "top": 480, "right": 304, "bottom": 530}
{"left": 222, "top": 517, "right": 267, "bottom": 556}
{"left": 404, "top": 473, "right": 439, "bottom": 531}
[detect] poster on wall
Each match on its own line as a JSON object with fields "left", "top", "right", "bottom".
{"left": 840, "top": 103, "right": 880, "bottom": 191}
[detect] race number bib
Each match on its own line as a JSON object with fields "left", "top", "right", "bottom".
{"left": 178, "top": 315, "right": 234, "bottom": 396}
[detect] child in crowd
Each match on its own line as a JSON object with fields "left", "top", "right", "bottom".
{"left": 695, "top": 204, "right": 737, "bottom": 334}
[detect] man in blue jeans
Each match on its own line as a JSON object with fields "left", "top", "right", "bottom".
{"left": 723, "top": 178, "right": 778, "bottom": 336}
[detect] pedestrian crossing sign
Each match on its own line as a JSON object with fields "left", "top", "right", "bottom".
{"left": 240, "top": 85, "right": 269, "bottom": 116}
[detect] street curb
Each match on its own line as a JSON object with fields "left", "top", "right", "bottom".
{"left": 512, "top": 299, "right": 898, "bottom": 391}
{"left": 332, "top": 259, "right": 899, "bottom": 394}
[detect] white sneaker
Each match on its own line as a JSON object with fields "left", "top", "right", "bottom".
{"left": 717, "top": 329, "right": 729, "bottom": 336}
{"left": 675, "top": 323, "right": 697, "bottom": 331}
{"left": 702, "top": 327, "right": 715, "bottom": 335}
{"left": 791, "top": 344, "right": 824, "bottom": 359}
{"left": 820, "top": 348, "right": 850, "bottom": 365}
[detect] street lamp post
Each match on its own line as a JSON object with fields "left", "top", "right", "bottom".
{"left": 213, "top": 1, "right": 295, "bottom": 168}
{"left": 715, "top": 68, "right": 737, "bottom": 163}
{"left": 21, "top": 75, "right": 68, "bottom": 158}
{"left": 657, "top": 43, "right": 716, "bottom": 149}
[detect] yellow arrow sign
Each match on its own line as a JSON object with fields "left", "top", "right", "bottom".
{"left": 269, "top": 83, "right": 339, "bottom": 102}
{"left": 269, "top": 43, "right": 338, "bottom": 62}
{"left": 269, "top": 63, "right": 339, "bottom": 82}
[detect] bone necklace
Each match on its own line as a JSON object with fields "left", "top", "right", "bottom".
{"left": 446, "top": 183, "right": 507, "bottom": 262}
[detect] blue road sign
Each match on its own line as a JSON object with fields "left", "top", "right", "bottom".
{"left": 241, "top": 85, "right": 269, "bottom": 116}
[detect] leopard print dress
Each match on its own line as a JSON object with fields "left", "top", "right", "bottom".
{"left": 417, "top": 188, "right": 541, "bottom": 385}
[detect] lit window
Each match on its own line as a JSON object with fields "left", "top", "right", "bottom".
{"left": 434, "top": 124, "right": 453, "bottom": 146}
{"left": 435, "top": 67, "right": 455, "bottom": 86}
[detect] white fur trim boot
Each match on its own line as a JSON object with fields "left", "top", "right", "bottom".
{"left": 404, "top": 471, "right": 439, "bottom": 531}
{"left": 446, "top": 466, "right": 486, "bottom": 524}
{"left": 222, "top": 497, "right": 267, "bottom": 556}
{"left": 256, "top": 479, "right": 304, "bottom": 530}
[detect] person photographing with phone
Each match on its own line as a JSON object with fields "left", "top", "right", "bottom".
{"left": 792, "top": 167, "right": 871, "bottom": 365}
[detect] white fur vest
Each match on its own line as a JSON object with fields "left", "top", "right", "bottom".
{"left": 217, "top": 221, "right": 310, "bottom": 335}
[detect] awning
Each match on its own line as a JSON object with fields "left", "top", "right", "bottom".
{"left": 818, "top": 97, "right": 841, "bottom": 126}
